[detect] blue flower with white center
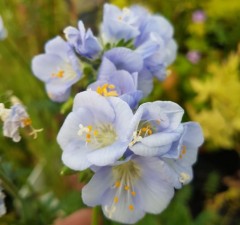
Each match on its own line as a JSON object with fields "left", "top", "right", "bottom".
{"left": 57, "top": 91, "right": 134, "bottom": 170}
{"left": 88, "top": 57, "right": 142, "bottom": 109}
{"left": 64, "top": 20, "right": 102, "bottom": 59}
{"left": 1, "top": 98, "right": 43, "bottom": 142}
{"left": 162, "top": 122, "right": 204, "bottom": 188}
{"left": 128, "top": 101, "right": 184, "bottom": 157}
{"left": 32, "top": 36, "right": 82, "bottom": 102}
{"left": 0, "top": 15, "right": 7, "bottom": 40}
{"left": 82, "top": 155, "right": 175, "bottom": 224}
{"left": 101, "top": 4, "right": 140, "bottom": 43}
{"left": 0, "top": 185, "right": 6, "bottom": 217}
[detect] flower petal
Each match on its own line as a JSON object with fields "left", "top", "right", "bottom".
{"left": 82, "top": 167, "right": 113, "bottom": 206}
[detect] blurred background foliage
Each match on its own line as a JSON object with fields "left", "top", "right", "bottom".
{"left": 0, "top": 0, "right": 239, "bottom": 224}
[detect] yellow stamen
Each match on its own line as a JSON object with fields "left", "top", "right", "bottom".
{"left": 106, "top": 91, "right": 118, "bottom": 97}
{"left": 86, "top": 133, "right": 91, "bottom": 139}
{"left": 96, "top": 86, "right": 103, "bottom": 95}
{"left": 52, "top": 70, "right": 64, "bottom": 78}
{"left": 182, "top": 146, "right": 187, "bottom": 155}
{"left": 129, "top": 205, "right": 134, "bottom": 211}
{"left": 114, "top": 197, "right": 119, "bottom": 203}
{"left": 131, "top": 191, "right": 136, "bottom": 196}
{"left": 93, "top": 130, "right": 99, "bottom": 136}
{"left": 124, "top": 186, "right": 130, "bottom": 191}
{"left": 22, "top": 118, "right": 32, "bottom": 127}
{"left": 87, "top": 125, "right": 92, "bottom": 132}
{"left": 96, "top": 83, "right": 118, "bottom": 97}
{"left": 115, "top": 181, "right": 121, "bottom": 188}
{"left": 108, "top": 84, "right": 115, "bottom": 89}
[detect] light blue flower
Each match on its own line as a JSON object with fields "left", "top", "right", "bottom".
{"left": 0, "top": 186, "right": 6, "bottom": 217}
{"left": 1, "top": 98, "right": 42, "bottom": 142}
{"left": 0, "top": 16, "right": 7, "bottom": 40}
{"left": 134, "top": 14, "right": 177, "bottom": 80}
{"left": 57, "top": 91, "right": 134, "bottom": 170}
{"left": 88, "top": 57, "right": 142, "bottom": 108}
{"left": 162, "top": 122, "right": 204, "bottom": 188}
{"left": 101, "top": 4, "right": 140, "bottom": 43}
{"left": 82, "top": 155, "right": 175, "bottom": 224}
{"left": 32, "top": 36, "right": 82, "bottom": 102}
{"left": 64, "top": 20, "right": 102, "bottom": 59}
{"left": 128, "top": 101, "right": 184, "bottom": 157}
{"left": 2, "top": 103, "right": 30, "bottom": 142}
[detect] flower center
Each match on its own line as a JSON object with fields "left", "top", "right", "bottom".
{"left": 51, "top": 70, "right": 64, "bottom": 78}
{"left": 129, "top": 120, "right": 159, "bottom": 147}
{"left": 104, "top": 160, "right": 141, "bottom": 218}
{"left": 96, "top": 83, "right": 118, "bottom": 97}
{"left": 78, "top": 123, "right": 117, "bottom": 149}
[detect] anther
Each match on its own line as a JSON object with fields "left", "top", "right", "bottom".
{"left": 128, "top": 204, "right": 134, "bottom": 211}
{"left": 131, "top": 191, "right": 136, "bottom": 196}
{"left": 124, "top": 186, "right": 130, "bottom": 191}
{"left": 114, "top": 197, "right": 119, "bottom": 203}
{"left": 115, "top": 181, "right": 121, "bottom": 188}
{"left": 22, "top": 118, "right": 32, "bottom": 127}
{"left": 52, "top": 70, "right": 64, "bottom": 78}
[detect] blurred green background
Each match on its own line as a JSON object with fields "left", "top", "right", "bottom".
{"left": 0, "top": 0, "right": 239, "bottom": 224}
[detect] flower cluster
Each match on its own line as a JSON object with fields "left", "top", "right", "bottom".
{"left": 0, "top": 96, "right": 43, "bottom": 142}
{"left": 31, "top": 3, "right": 203, "bottom": 224}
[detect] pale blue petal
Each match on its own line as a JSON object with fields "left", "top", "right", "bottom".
{"left": 137, "top": 69, "right": 153, "bottom": 97}
{"left": 108, "top": 97, "right": 134, "bottom": 139}
{"left": 98, "top": 57, "right": 117, "bottom": 79}
{"left": 135, "top": 157, "right": 175, "bottom": 214}
{"left": 87, "top": 142, "right": 127, "bottom": 166}
{"left": 62, "top": 141, "right": 91, "bottom": 170}
{"left": 73, "top": 91, "right": 115, "bottom": 123}
{"left": 45, "top": 83, "right": 71, "bottom": 102}
{"left": 130, "top": 142, "right": 172, "bottom": 157}
{"left": 102, "top": 187, "right": 145, "bottom": 224}
{"left": 45, "top": 36, "right": 70, "bottom": 60}
{"left": 32, "top": 54, "right": 64, "bottom": 82}
{"left": 140, "top": 131, "right": 182, "bottom": 147}
{"left": 82, "top": 167, "right": 112, "bottom": 206}
{"left": 57, "top": 108, "right": 94, "bottom": 149}
{"left": 104, "top": 48, "right": 143, "bottom": 73}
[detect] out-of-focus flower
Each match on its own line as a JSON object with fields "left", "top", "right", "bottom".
{"left": 0, "top": 185, "right": 6, "bottom": 217}
{"left": 0, "top": 16, "right": 7, "bottom": 40}
{"left": 0, "top": 190, "right": 6, "bottom": 217}
{"left": 64, "top": 21, "right": 102, "bottom": 59}
{"left": 57, "top": 91, "right": 134, "bottom": 170}
{"left": 32, "top": 36, "right": 82, "bottom": 102}
{"left": 101, "top": 4, "right": 140, "bottom": 43}
{"left": 133, "top": 7, "right": 177, "bottom": 82}
{"left": 192, "top": 10, "right": 206, "bottom": 23}
{"left": 88, "top": 57, "right": 142, "bottom": 108}
{"left": 186, "top": 50, "right": 201, "bottom": 64}
{"left": 128, "top": 101, "right": 184, "bottom": 156}
{"left": 0, "top": 97, "right": 43, "bottom": 142}
{"left": 82, "top": 155, "right": 175, "bottom": 224}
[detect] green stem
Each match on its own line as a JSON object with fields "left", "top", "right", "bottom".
{"left": 91, "top": 206, "right": 100, "bottom": 225}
